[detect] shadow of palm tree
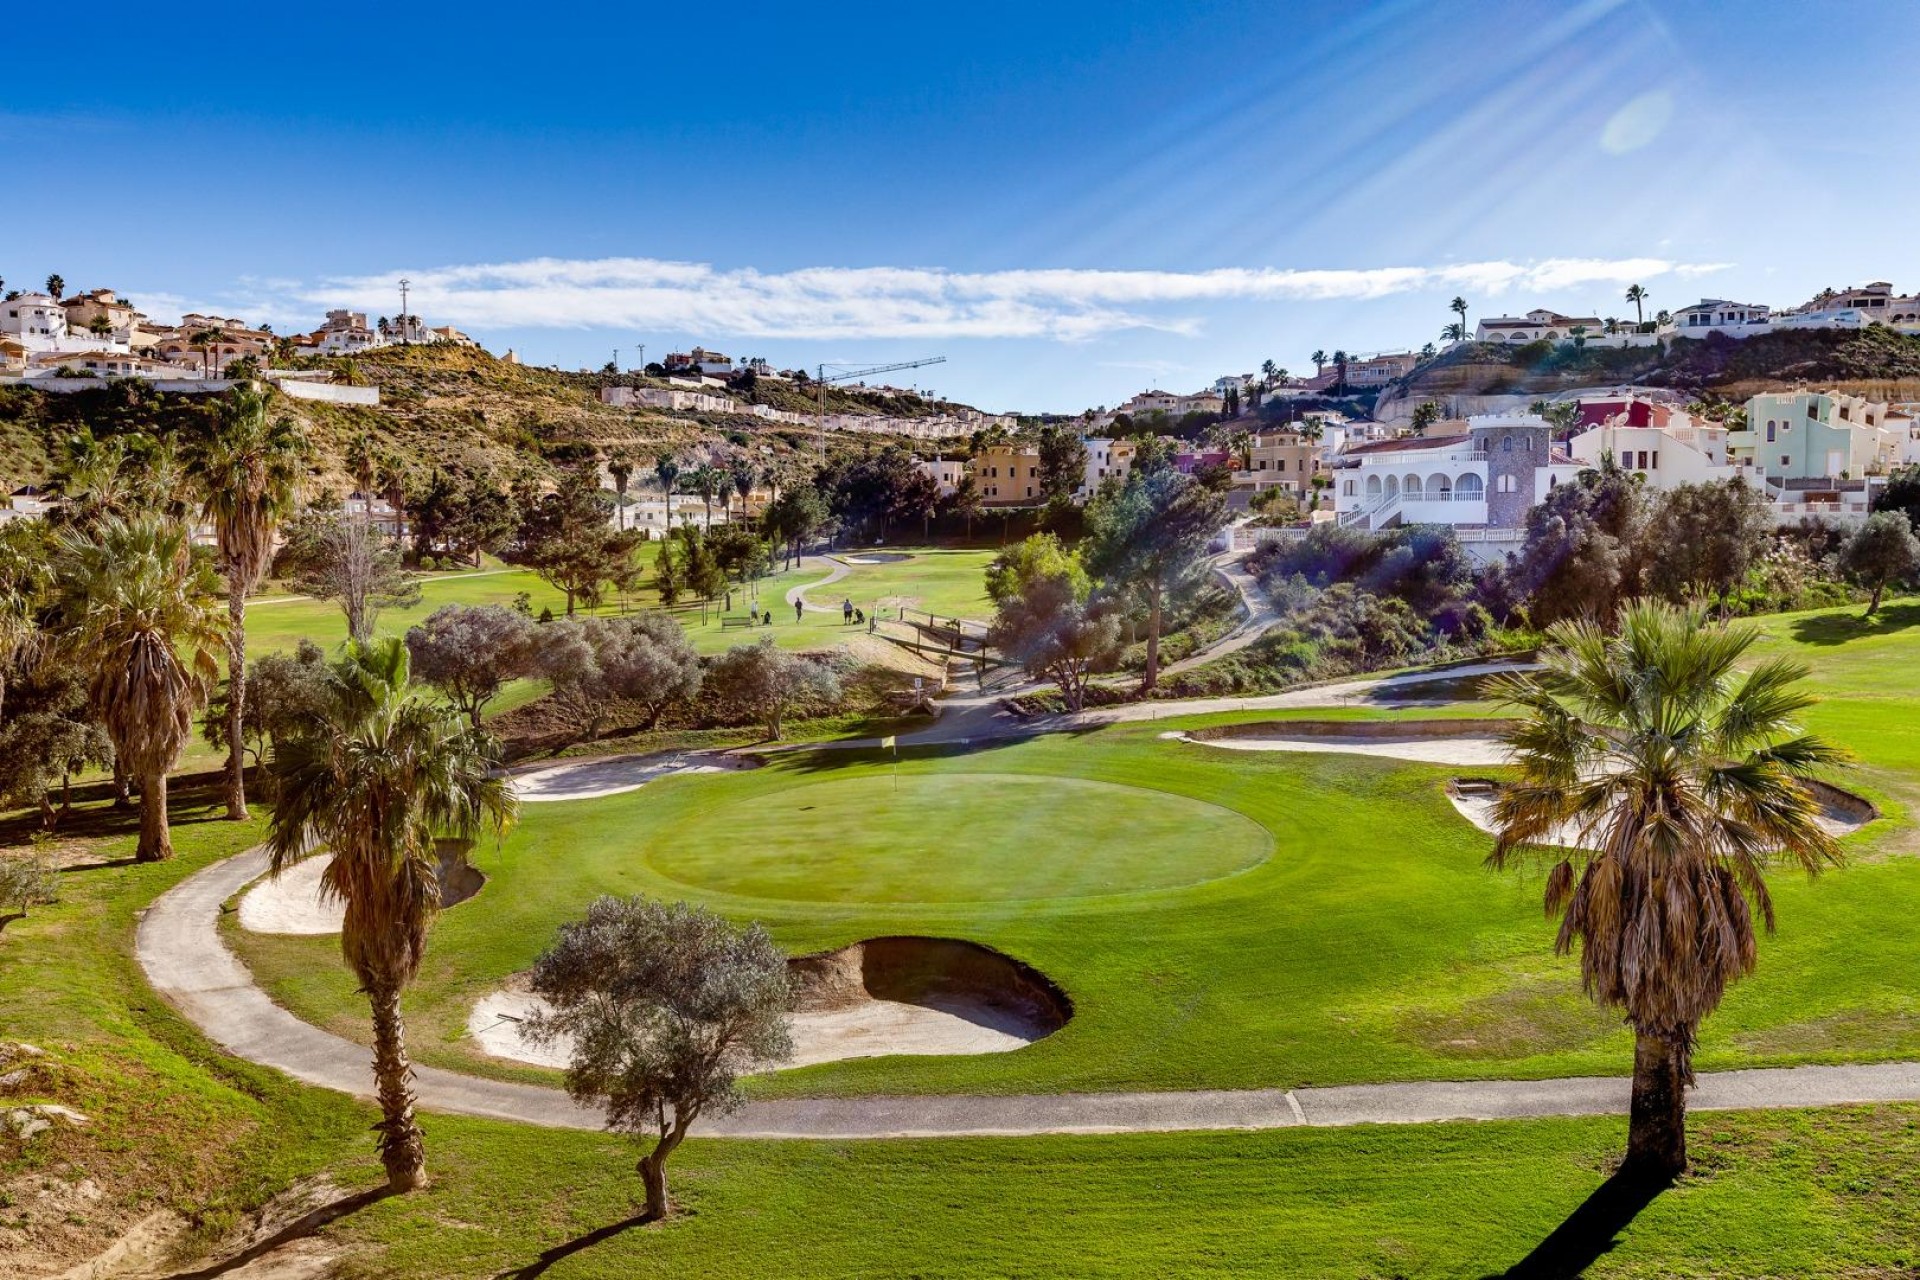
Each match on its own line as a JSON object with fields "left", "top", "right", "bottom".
{"left": 492, "top": 1210, "right": 661, "bottom": 1279}
{"left": 164, "top": 1184, "right": 398, "bottom": 1278}
{"left": 1484, "top": 1168, "right": 1672, "bottom": 1279}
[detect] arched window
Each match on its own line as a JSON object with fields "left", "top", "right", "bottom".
{"left": 1457, "top": 473, "right": 1484, "bottom": 497}
{"left": 1366, "top": 474, "right": 1382, "bottom": 496}
{"left": 1385, "top": 475, "right": 1399, "bottom": 498}
{"left": 1431, "top": 474, "right": 1452, "bottom": 496}
{"left": 1502, "top": 437, "right": 1513, "bottom": 453}
{"left": 1403, "top": 474, "right": 1423, "bottom": 497}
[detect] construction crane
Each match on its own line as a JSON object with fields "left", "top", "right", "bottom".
{"left": 814, "top": 357, "right": 947, "bottom": 455}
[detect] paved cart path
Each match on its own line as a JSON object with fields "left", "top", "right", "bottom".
{"left": 138, "top": 845, "right": 1920, "bottom": 1140}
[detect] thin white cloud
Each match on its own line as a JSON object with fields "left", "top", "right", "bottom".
{"left": 183, "top": 255, "right": 1729, "bottom": 342}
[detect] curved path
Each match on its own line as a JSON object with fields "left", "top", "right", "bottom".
{"left": 139, "top": 836, "right": 1920, "bottom": 1141}
{"left": 784, "top": 556, "right": 852, "bottom": 615}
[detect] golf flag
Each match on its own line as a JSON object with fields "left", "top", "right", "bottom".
{"left": 880, "top": 734, "right": 897, "bottom": 755}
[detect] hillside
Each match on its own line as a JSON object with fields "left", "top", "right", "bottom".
{"left": 1378, "top": 326, "right": 1920, "bottom": 419}
{"left": 0, "top": 345, "right": 966, "bottom": 494}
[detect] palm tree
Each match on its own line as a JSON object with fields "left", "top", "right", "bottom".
{"left": 606, "top": 449, "right": 635, "bottom": 531}
{"left": 1442, "top": 322, "right": 1466, "bottom": 343}
{"left": 265, "top": 639, "right": 515, "bottom": 1192}
{"left": 1260, "top": 358, "right": 1277, "bottom": 389}
{"left": 1485, "top": 602, "right": 1845, "bottom": 1179}
{"left": 55, "top": 516, "right": 226, "bottom": 861}
{"left": 1310, "top": 349, "right": 1327, "bottom": 379}
{"left": 730, "top": 459, "right": 758, "bottom": 522}
{"left": 190, "top": 326, "right": 223, "bottom": 379}
{"left": 45, "top": 274, "right": 65, "bottom": 300}
{"left": 1626, "top": 283, "right": 1648, "bottom": 327}
{"left": 1450, "top": 295, "right": 1469, "bottom": 338}
{"left": 690, "top": 464, "right": 721, "bottom": 529}
{"left": 654, "top": 454, "right": 680, "bottom": 527}
{"left": 187, "top": 384, "right": 307, "bottom": 820}
{"left": 345, "top": 432, "right": 378, "bottom": 509}
{"left": 1332, "top": 350, "right": 1350, "bottom": 392}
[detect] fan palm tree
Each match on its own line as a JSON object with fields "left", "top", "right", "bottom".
{"left": 1332, "top": 350, "right": 1350, "bottom": 392}
{"left": 187, "top": 383, "right": 308, "bottom": 820}
{"left": 55, "top": 516, "right": 226, "bottom": 861}
{"left": 265, "top": 638, "right": 515, "bottom": 1192}
{"left": 1485, "top": 602, "right": 1845, "bottom": 1179}
{"left": 730, "top": 459, "right": 758, "bottom": 522}
{"left": 1310, "top": 349, "right": 1327, "bottom": 378}
{"left": 655, "top": 454, "right": 680, "bottom": 526}
{"left": 1450, "top": 295, "right": 1469, "bottom": 337}
{"left": 606, "top": 448, "right": 635, "bottom": 531}
{"left": 1442, "top": 322, "right": 1467, "bottom": 343}
{"left": 45, "top": 274, "right": 65, "bottom": 300}
{"left": 190, "top": 326, "right": 224, "bottom": 379}
{"left": 1626, "top": 283, "right": 1649, "bottom": 326}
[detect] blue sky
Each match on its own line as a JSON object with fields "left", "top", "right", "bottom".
{"left": 7, "top": 1, "right": 1915, "bottom": 412}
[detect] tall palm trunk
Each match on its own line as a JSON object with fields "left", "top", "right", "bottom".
{"left": 136, "top": 769, "right": 171, "bottom": 861}
{"left": 1625, "top": 1030, "right": 1687, "bottom": 1177}
{"left": 225, "top": 589, "right": 249, "bottom": 820}
{"left": 367, "top": 976, "right": 429, "bottom": 1191}
{"left": 1141, "top": 585, "right": 1164, "bottom": 693}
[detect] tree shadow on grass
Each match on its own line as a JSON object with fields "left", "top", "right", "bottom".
{"left": 1483, "top": 1167, "right": 1673, "bottom": 1280}
{"left": 1788, "top": 600, "right": 1920, "bottom": 647}
{"left": 164, "top": 1184, "right": 398, "bottom": 1279}
{"left": 0, "top": 780, "right": 229, "bottom": 850}
{"left": 491, "top": 1210, "right": 662, "bottom": 1279}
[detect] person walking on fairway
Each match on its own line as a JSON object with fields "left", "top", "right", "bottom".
{"left": 794, "top": 598, "right": 804, "bottom": 623}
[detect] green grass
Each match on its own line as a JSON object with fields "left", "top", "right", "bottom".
{"left": 235, "top": 674, "right": 1920, "bottom": 1099}
{"left": 16, "top": 597, "right": 1920, "bottom": 1275}
{"left": 334, "top": 1105, "right": 1920, "bottom": 1279}
{"left": 242, "top": 546, "right": 996, "bottom": 660}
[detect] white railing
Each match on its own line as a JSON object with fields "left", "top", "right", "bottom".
{"left": 1355, "top": 447, "right": 1488, "bottom": 466}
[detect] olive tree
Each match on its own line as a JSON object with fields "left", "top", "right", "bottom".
{"left": 706, "top": 635, "right": 840, "bottom": 739}
{"left": 525, "top": 897, "right": 792, "bottom": 1218}
{"left": 988, "top": 558, "right": 1120, "bottom": 712}
{"left": 536, "top": 613, "right": 704, "bottom": 739}
{"left": 405, "top": 604, "right": 540, "bottom": 728}
{"left": 1840, "top": 510, "right": 1920, "bottom": 616}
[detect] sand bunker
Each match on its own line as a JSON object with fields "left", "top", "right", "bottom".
{"left": 1176, "top": 718, "right": 1515, "bottom": 766}
{"left": 237, "top": 842, "right": 485, "bottom": 936}
{"left": 1447, "top": 776, "right": 1878, "bottom": 846}
{"left": 468, "top": 936, "right": 1070, "bottom": 1071}
{"left": 508, "top": 752, "right": 750, "bottom": 803}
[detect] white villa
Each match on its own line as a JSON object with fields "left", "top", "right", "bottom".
{"left": 1331, "top": 412, "right": 1582, "bottom": 556}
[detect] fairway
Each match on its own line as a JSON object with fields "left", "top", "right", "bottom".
{"left": 642, "top": 773, "right": 1272, "bottom": 903}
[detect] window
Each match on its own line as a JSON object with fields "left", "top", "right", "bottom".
{"left": 1651, "top": 452, "right": 1659, "bottom": 469}
{"left": 1780, "top": 455, "right": 1791, "bottom": 467}
{"left": 1502, "top": 437, "right": 1513, "bottom": 453}
{"left": 1766, "top": 421, "right": 1776, "bottom": 442}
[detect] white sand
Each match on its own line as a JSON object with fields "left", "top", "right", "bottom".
{"left": 1184, "top": 733, "right": 1513, "bottom": 766}
{"left": 508, "top": 753, "right": 740, "bottom": 803}
{"left": 468, "top": 987, "right": 1035, "bottom": 1072}
{"left": 1448, "top": 787, "right": 1871, "bottom": 845}
{"left": 237, "top": 857, "right": 342, "bottom": 935}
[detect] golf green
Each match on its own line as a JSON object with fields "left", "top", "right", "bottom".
{"left": 639, "top": 772, "right": 1272, "bottom": 903}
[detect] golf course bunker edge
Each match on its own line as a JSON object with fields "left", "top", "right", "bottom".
{"left": 238, "top": 840, "right": 486, "bottom": 936}
{"left": 468, "top": 936, "right": 1071, "bottom": 1071}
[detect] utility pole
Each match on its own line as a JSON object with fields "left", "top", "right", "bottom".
{"left": 398, "top": 278, "right": 411, "bottom": 344}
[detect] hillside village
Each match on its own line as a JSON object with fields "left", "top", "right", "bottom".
{"left": 11, "top": 270, "right": 1920, "bottom": 558}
